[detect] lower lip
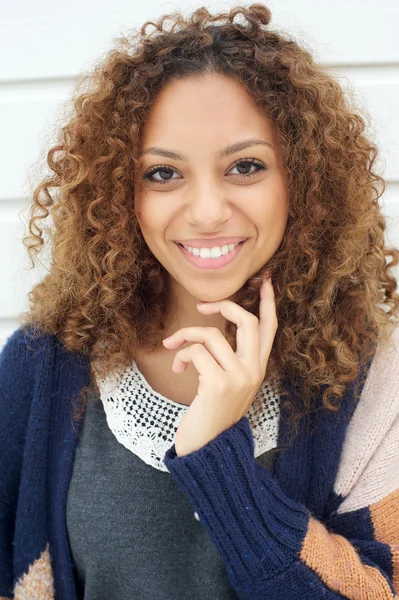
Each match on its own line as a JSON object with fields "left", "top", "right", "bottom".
{"left": 175, "top": 240, "right": 247, "bottom": 270}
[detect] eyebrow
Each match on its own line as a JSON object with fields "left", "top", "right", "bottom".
{"left": 139, "top": 138, "right": 273, "bottom": 160}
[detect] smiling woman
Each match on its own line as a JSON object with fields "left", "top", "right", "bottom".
{"left": 1, "top": 3, "right": 399, "bottom": 600}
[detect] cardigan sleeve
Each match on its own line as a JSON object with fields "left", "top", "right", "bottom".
{"left": 0, "top": 328, "right": 33, "bottom": 600}
{"left": 163, "top": 413, "right": 399, "bottom": 599}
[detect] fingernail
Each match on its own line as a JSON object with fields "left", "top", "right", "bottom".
{"left": 162, "top": 336, "right": 172, "bottom": 343}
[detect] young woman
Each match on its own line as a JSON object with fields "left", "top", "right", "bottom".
{"left": 1, "top": 4, "right": 398, "bottom": 599}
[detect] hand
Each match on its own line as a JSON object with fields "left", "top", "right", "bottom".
{"left": 162, "top": 274, "right": 278, "bottom": 456}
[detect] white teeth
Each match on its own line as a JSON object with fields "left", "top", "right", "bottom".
{"left": 182, "top": 242, "right": 240, "bottom": 258}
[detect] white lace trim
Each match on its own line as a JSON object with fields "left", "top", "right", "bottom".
{"left": 96, "top": 361, "right": 280, "bottom": 472}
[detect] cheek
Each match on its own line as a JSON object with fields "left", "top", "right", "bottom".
{"left": 134, "top": 192, "right": 154, "bottom": 227}
{"left": 135, "top": 200, "right": 172, "bottom": 239}
{"left": 248, "top": 181, "right": 288, "bottom": 222}
{"left": 268, "top": 179, "right": 289, "bottom": 217}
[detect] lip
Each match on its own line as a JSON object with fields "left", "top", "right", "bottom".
{"left": 175, "top": 240, "right": 247, "bottom": 270}
{"left": 175, "top": 237, "right": 249, "bottom": 248}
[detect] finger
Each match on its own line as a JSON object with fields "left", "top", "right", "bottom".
{"left": 198, "top": 300, "right": 260, "bottom": 368}
{"left": 173, "top": 343, "right": 221, "bottom": 377}
{"left": 258, "top": 278, "right": 278, "bottom": 369}
{"left": 163, "top": 326, "right": 237, "bottom": 371}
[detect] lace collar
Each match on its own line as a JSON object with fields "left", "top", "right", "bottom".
{"left": 96, "top": 361, "right": 281, "bottom": 472}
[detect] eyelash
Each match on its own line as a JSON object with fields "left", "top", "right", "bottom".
{"left": 141, "top": 158, "right": 267, "bottom": 186}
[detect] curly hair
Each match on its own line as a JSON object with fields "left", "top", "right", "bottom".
{"left": 19, "top": 3, "right": 399, "bottom": 440}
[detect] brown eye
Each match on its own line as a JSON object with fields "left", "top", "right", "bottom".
{"left": 142, "top": 165, "right": 179, "bottom": 185}
{"left": 230, "top": 159, "right": 267, "bottom": 178}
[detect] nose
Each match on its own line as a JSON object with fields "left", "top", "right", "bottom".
{"left": 184, "top": 180, "right": 232, "bottom": 229}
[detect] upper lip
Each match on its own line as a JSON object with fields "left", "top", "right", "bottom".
{"left": 175, "top": 237, "right": 248, "bottom": 248}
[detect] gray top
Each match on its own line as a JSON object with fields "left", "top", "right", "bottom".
{"left": 66, "top": 395, "right": 277, "bottom": 599}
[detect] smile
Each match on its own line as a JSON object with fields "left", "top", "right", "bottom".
{"left": 175, "top": 240, "right": 247, "bottom": 270}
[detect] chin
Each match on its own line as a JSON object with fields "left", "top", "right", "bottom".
{"left": 196, "top": 289, "right": 240, "bottom": 303}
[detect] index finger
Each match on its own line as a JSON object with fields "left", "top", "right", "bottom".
{"left": 198, "top": 298, "right": 260, "bottom": 368}
{"left": 259, "top": 278, "right": 278, "bottom": 369}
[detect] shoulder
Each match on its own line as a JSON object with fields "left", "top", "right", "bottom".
{"left": 0, "top": 324, "right": 58, "bottom": 401}
{"left": 358, "top": 325, "right": 399, "bottom": 422}
{"left": 333, "top": 326, "right": 399, "bottom": 512}
{"left": 0, "top": 324, "right": 58, "bottom": 383}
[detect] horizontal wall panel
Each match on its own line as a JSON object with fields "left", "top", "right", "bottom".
{"left": 0, "top": 197, "right": 49, "bottom": 320}
{"left": 0, "top": 1, "right": 398, "bottom": 82}
{"left": 327, "top": 66, "right": 399, "bottom": 183}
{"left": 0, "top": 79, "right": 74, "bottom": 200}
{"left": 382, "top": 182, "right": 399, "bottom": 214}
{"left": 0, "top": 66, "right": 398, "bottom": 200}
{"left": 269, "top": 0, "right": 399, "bottom": 66}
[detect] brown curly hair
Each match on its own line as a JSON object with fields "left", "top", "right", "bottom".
{"left": 19, "top": 3, "right": 399, "bottom": 439}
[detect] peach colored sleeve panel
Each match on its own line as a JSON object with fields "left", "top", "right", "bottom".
{"left": 301, "top": 503, "right": 399, "bottom": 600}
{"left": 371, "top": 488, "right": 399, "bottom": 593}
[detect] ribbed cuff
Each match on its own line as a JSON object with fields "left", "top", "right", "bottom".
{"left": 164, "top": 416, "right": 310, "bottom": 589}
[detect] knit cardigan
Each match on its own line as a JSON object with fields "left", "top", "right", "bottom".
{"left": 0, "top": 324, "right": 398, "bottom": 599}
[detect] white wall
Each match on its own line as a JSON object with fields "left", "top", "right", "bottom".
{"left": 1, "top": 0, "right": 398, "bottom": 349}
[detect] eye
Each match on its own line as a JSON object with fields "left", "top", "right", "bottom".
{"left": 141, "top": 158, "right": 268, "bottom": 186}
{"left": 230, "top": 158, "right": 267, "bottom": 178}
{"left": 142, "top": 165, "right": 179, "bottom": 185}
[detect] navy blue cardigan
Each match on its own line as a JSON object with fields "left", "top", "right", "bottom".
{"left": 0, "top": 325, "right": 398, "bottom": 599}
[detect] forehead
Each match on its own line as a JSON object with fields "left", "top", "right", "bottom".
{"left": 139, "top": 74, "right": 277, "bottom": 151}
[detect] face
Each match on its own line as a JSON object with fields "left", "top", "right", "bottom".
{"left": 134, "top": 73, "right": 289, "bottom": 307}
